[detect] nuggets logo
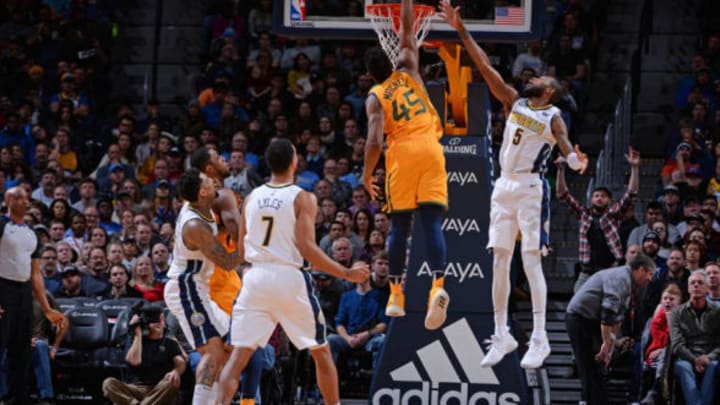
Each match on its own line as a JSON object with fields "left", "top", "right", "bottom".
{"left": 190, "top": 312, "right": 206, "bottom": 327}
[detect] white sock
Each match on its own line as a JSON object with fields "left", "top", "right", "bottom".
{"left": 492, "top": 248, "right": 513, "bottom": 336}
{"left": 193, "top": 384, "right": 212, "bottom": 405}
{"left": 210, "top": 382, "right": 219, "bottom": 402}
{"left": 521, "top": 250, "right": 547, "bottom": 337}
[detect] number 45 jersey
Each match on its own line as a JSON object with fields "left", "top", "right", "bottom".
{"left": 499, "top": 98, "right": 559, "bottom": 175}
{"left": 369, "top": 71, "right": 447, "bottom": 212}
{"left": 244, "top": 184, "right": 304, "bottom": 268}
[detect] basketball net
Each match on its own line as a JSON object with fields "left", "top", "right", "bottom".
{"left": 366, "top": 4, "right": 435, "bottom": 69}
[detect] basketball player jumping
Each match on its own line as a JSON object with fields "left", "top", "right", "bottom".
{"left": 217, "top": 139, "right": 369, "bottom": 405}
{"left": 190, "top": 146, "right": 266, "bottom": 405}
{"left": 364, "top": 0, "right": 450, "bottom": 330}
{"left": 164, "top": 169, "right": 243, "bottom": 404}
{"left": 439, "top": 0, "right": 588, "bottom": 368}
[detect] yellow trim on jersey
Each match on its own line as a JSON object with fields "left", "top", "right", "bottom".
{"left": 187, "top": 205, "right": 215, "bottom": 223}
{"left": 527, "top": 102, "right": 553, "bottom": 110}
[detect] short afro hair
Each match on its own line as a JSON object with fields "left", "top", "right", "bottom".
{"left": 177, "top": 168, "right": 203, "bottom": 202}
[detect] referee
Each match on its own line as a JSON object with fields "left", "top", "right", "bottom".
{"left": 0, "top": 187, "right": 65, "bottom": 403}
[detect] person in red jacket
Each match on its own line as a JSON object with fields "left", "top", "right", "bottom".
{"left": 641, "top": 283, "right": 683, "bottom": 404}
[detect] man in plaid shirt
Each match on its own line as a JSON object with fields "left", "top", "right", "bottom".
{"left": 556, "top": 148, "right": 640, "bottom": 292}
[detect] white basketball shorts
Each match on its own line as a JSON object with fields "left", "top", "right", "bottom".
{"left": 229, "top": 264, "right": 326, "bottom": 351}
{"left": 164, "top": 271, "right": 229, "bottom": 349}
{"left": 487, "top": 173, "right": 550, "bottom": 253}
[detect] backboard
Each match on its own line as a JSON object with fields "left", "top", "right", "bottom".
{"left": 273, "top": 0, "right": 542, "bottom": 42}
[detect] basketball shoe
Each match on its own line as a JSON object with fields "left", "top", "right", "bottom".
{"left": 520, "top": 332, "right": 551, "bottom": 369}
{"left": 480, "top": 329, "right": 518, "bottom": 367}
{"left": 386, "top": 281, "right": 406, "bottom": 317}
{"left": 424, "top": 276, "right": 449, "bottom": 330}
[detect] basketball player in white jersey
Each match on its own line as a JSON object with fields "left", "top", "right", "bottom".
{"left": 164, "top": 168, "right": 244, "bottom": 404}
{"left": 440, "top": 1, "right": 588, "bottom": 369}
{"left": 217, "top": 139, "right": 369, "bottom": 405}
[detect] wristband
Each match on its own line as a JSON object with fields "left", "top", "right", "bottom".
{"left": 567, "top": 152, "right": 582, "bottom": 171}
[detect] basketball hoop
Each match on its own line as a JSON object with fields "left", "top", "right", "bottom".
{"left": 366, "top": 4, "right": 435, "bottom": 69}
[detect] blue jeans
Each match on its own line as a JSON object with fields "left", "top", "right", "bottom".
{"left": 674, "top": 359, "right": 718, "bottom": 405}
{"left": 327, "top": 333, "right": 386, "bottom": 368}
{"left": 0, "top": 339, "right": 54, "bottom": 400}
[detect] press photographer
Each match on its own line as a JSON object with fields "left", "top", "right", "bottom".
{"left": 102, "top": 303, "right": 186, "bottom": 405}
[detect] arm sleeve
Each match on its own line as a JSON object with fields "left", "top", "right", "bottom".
{"left": 562, "top": 192, "right": 584, "bottom": 217}
{"left": 600, "top": 275, "right": 627, "bottom": 325}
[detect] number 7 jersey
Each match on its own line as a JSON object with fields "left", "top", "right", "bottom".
{"left": 369, "top": 71, "right": 443, "bottom": 148}
{"left": 499, "top": 98, "right": 560, "bottom": 175}
{"left": 244, "top": 183, "right": 304, "bottom": 268}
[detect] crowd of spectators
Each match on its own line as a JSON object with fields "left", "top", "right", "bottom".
{"left": 551, "top": 15, "right": 720, "bottom": 401}
{"left": 0, "top": 0, "right": 609, "bottom": 402}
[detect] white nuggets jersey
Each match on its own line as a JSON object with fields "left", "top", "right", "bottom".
{"left": 499, "top": 99, "right": 560, "bottom": 175}
{"left": 244, "top": 184, "right": 303, "bottom": 268}
{"left": 167, "top": 203, "right": 218, "bottom": 280}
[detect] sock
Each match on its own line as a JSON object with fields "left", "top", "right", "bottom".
{"left": 210, "top": 382, "right": 219, "bottom": 403}
{"left": 431, "top": 275, "right": 445, "bottom": 289}
{"left": 521, "top": 250, "right": 547, "bottom": 337}
{"left": 389, "top": 280, "right": 403, "bottom": 295}
{"left": 492, "top": 248, "right": 513, "bottom": 336}
{"left": 193, "top": 384, "right": 212, "bottom": 405}
{"left": 240, "top": 399, "right": 256, "bottom": 405}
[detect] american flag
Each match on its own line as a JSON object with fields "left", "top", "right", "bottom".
{"left": 495, "top": 7, "right": 524, "bottom": 25}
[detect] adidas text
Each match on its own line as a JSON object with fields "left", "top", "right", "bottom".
{"left": 441, "top": 218, "right": 480, "bottom": 236}
{"left": 372, "top": 382, "right": 520, "bottom": 405}
{"left": 418, "top": 262, "right": 484, "bottom": 283}
{"left": 447, "top": 171, "right": 478, "bottom": 187}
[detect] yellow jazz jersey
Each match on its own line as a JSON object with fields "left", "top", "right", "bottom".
{"left": 369, "top": 71, "right": 443, "bottom": 148}
{"left": 370, "top": 71, "right": 447, "bottom": 212}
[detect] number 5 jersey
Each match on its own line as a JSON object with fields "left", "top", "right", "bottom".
{"left": 499, "top": 99, "right": 560, "bottom": 175}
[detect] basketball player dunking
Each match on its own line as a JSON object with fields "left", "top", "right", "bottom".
{"left": 217, "top": 139, "right": 369, "bottom": 405}
{"left": 190, "top": 146, "right": 265, "bottom": 405}
{"left": 439, "top": 0, "right": 589, "bottom": 368}
{"left": 364, "top": 0, "right": 450, "bottom": 330}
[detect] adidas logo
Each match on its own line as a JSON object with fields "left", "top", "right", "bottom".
{"left": 372, "top": 318, "right": 521, "bottom": 405}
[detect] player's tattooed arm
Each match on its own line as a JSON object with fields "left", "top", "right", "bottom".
{"left": 183, "top": 219, "right": 243, "bottom": 270}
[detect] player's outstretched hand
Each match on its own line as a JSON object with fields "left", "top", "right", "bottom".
{"left": 573, "top": 144, "right": 589, "bottom": 174}
{"left": 344, "top": 261, "right": 370, "bottom": 284}
{"left": 625, "top": 146, "right": 640, "bottom": 167}
{"left": 437, "top": 0, "right": 462, "bottom": 31}
{"left": 363, "top": 177, "right": 381, "bottom": 202}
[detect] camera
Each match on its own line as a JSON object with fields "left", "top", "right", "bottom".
{"left": 128, "top": 301, "right": 163, "bottom": 331}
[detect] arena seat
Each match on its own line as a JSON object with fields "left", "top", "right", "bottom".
{"left": 55, "top": 297, "right": 99, "bottom": 313}
{"left": 54, "top": 307, "right": 110, "bottom": 404}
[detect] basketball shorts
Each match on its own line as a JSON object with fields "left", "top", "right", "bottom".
{"left": 385, "top": 140, "right": 447, "bottom": 212}
{"left": 487, "top": 173, "right": 550, "bottom": 253}
{"left": 229, "top": 264, "right": 326, "bottom": 351}
{"left": 164, "top": 273, "right": 229, "bottom": 349}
